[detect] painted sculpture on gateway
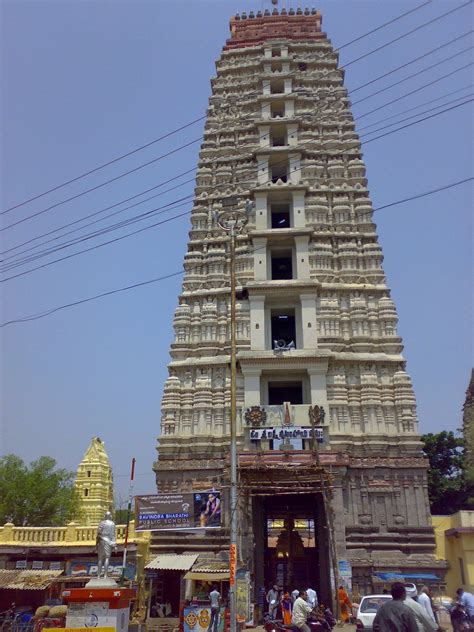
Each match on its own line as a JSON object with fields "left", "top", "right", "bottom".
{"left": 96, "top": 511, "right": 116, "bottom": 578}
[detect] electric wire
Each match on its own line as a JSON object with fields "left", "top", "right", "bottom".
{"left": 3, "top": 0, "right": 432, "bottom": 215}
{"left": 343, "top": 0, "right": 473, "bottom": 68}
{"left": 333, "top": 0, "right": 432, "bottom": 52}
{"left": 350, "top": 45, "right": 473, "bottom": 107}
{"left": 0, "top": 170, "right": 197, "bottom": 256}
{"left": 350, "top": 30, "right": 473, "bottom": 94}
{"left": 3, "top": 94, "right": 471, "bottom": 272}
{"left": 3, "top": 96, "right": 473, "bottom": 272}
{"left": 359, "top": 92, "right": 474, "bottom": 137}
{"left": 355, "top": 61, "right": 473, "bottom": 119}
{"left": 2, "top": 176, "right": 471, "bottom": 328}
{"left": 4, "top": 56, "right": 472, "bottom": 264}
{"left": 356, "top": 83, "right": 473, "bottom": 131}
{"left": 1, "top": 98, "right": 472, "bottom": 282}
{"left": 2, "top": 1, "right": 467, "bottom": 230}
{"left": 1, "top": 136, "right": 203, "bottom": 232}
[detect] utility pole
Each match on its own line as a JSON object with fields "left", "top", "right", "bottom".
{"left": 216, "top": 197, "right": 250, "bottom": 632}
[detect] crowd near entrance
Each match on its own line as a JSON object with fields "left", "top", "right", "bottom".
{"left": 253, "top": 492, "right": 332, "bottom": 607}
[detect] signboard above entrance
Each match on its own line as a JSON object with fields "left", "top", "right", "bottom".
{"left": 249, "top": 426, "right": 324, "bottom": 442}
{"left": 135, "top": 491, "right": 221, "bottom": 531}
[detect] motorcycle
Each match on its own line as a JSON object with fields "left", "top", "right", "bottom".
{"left": 450, "top": 603, "right": 473, "bottom": 632}
{"left": 264, "top": 610, "right": 330, "bottom": 632}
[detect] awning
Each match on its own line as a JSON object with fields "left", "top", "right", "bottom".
{"left": 0, "top": 570, "right": 63, "bottom": 590}
{"left": 184, "top": 571, "right": 230, "bottom": 581}
{"left": 374, "top": 572, "right": 440, "bottom": 581}
{"left": 145, "top": 554, "right": 199, "bottom": 571}
{"left": 184, "top": 559, "right": 230, "bottom": 581}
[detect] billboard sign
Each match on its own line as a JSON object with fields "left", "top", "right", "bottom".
{"left": 135, "top": 491, "right": 221, "bottom": 531}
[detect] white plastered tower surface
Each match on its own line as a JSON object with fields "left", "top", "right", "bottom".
{"left": 75, "top": 437, "right": 114, "bottom": 525}
{"left": 152, "top": 7, "right": 446, "bottom": 595}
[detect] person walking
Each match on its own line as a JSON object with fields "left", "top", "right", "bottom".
{"left": 373, "top": 582, "right": 418, "bottom": 632}
{"left": 267, "top": 585, "right": 280, "bottom": 620}
{"left": 404, "top": 596, "right": 438, "bottom": 632}
{"left": 292, "top": 589, "right": 300, "bottom": 603}
{"left": 338, "top": 586, "right": 352, "bottom": 623}
{"left": 208, "top": 585, "right": 221, "bottom": 632}
{"left": 417, "top": 587, "right": 436, "bottom": 624}
{"left": 281, "top": 591, "right": 293, "bottom": 625}
{"left": 292, "top": 590, "right": 314, "bottom": 632}
{"left": 456, "top": 588, "right": 474, "bottom": 624}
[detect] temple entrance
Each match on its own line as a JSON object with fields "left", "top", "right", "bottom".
{"left": 252, "top": 492, "right": 331, "bottom": 602}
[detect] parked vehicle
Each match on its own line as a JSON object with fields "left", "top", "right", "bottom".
{"left": 356, "top": 595, "right": 392, "bottom": 631}
{"left": 264, "top": 612, "right": 328, "bottom": 632}
{"left": 450, "top": 603, "right": 473, "bottom": 632}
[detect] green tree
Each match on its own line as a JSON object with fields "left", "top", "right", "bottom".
{"left": 0, "top": 455, "right": 80, "bottom": 526}
{"left": 421, "top": 431, "right": 468, "bottom": 514}
{"left": 114, "top": 508, "right": 130, "bottom": 524}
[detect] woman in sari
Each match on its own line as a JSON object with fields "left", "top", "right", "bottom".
{"left": 281, "top": 591, "right": 292, "bottom": 625}
{"left": 338, "top": 586, "right": 352, "bottom": 623}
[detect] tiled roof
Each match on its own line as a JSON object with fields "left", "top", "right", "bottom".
{"left": 0, "top": 569, "right": 63, "bottom": 590}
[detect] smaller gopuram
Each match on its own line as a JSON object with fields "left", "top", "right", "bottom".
{"left": 75, "top": 437, "right": 114, "bottom": 525}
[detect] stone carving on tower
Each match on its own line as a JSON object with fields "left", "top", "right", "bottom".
{"left": 153, "top": 7, "right": 444, "bottom": 593}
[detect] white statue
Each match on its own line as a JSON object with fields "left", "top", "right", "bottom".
{"left": 96, "top": 511, "right": 116, "bottom": 578}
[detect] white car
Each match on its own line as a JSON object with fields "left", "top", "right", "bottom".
{"left": 356, "top": 595, "right": 392, "bottom": 631}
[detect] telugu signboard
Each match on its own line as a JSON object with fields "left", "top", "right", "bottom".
{"left": 135, "top": 491, "right": 221, "bottom": 531}
{"left": 249, "top": 426, "right": 324, "bottom": 442}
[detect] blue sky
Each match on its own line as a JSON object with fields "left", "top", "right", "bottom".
{"left": 1, "top": 0, "right": 472, "bottom": 504}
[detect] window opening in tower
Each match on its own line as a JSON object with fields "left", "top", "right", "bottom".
{"left": 271, "top": 310, "right": 296, "bottom": 349}
{"left": 271, "top": 250, "right": 293, "bottom": 279}
{"left": 271, "top": 203, "right": 291, "bottom": 228}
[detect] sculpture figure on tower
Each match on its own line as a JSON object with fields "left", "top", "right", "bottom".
{"left": 96, "top": 511, "right": 116, "bottom": 578}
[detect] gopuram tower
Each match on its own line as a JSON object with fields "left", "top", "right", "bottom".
{"left": 153, "top": 8, "right": 445, "bottom": 596}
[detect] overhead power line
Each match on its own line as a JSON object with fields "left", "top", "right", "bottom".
{"left": 2, "top": 1, "right": 465, "bottom": 230}
{"left": 3, "top": 97, "right": 473, "bottom": 274}
{"left": 334, "top": 0, "right": 432, "bottom": 51}
{"left": 355, "top": 62, "right": 473, "bottom": 119}
{"left": 343, "top": 0, "right": 473, "bottom": 68}
{"left": 2, "top": 94, "right": 471, "bottom": 273}
{"left": 3, "top": 0, "right": 432, "bottom": 215}
{"left": 2, "top": 176, "right": 472, "bottom": 329}
{"left": 360, "top": 92, "right": 474, "bottom": 137}
{"left": 351, "top": 30, "right": 473, "bottom": 93}
{"left": 351, "top": 45, "right": 473, "bottom": 107}
{"left": 1, "top": 97, "right": 472, "bottom": 282}
{"left": 0, "top": 169, "right": 197, "bottom": 256}
{"left": 356, "top": 84, "right": 473, "bottom": 131}
{"left": 4, "top": 47, "right": 472, "bottom": 260}
{"left": 4, "top": 73, "right": 473, "bottom": 272}
{"left": 1, "top": 137, "right": 203, "bottom": 232}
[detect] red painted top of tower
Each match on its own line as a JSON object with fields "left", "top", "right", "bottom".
{"left": 224, "top": 7, "right": 325, "bottom": 50}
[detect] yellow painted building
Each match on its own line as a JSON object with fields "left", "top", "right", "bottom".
{"left": 432, "top": 511, "right": 474, "bottom": 595}
{"left": 74, "top": 437, "right": 114, "bottom": 525}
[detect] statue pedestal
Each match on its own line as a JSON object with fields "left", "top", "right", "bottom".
{"left": 62, "top": 586, "right": 136, "bottom": 632}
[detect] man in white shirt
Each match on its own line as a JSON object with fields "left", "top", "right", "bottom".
{"left": 292, "top": 591, "right": 314, "bottom": 632}
{"left": 417, "top": 587, "right": 436, "bottom": 624}
{"left": 208, "top": 586, "right": 221, "bottom": 632}
{"left": 306, "top": 588, "right": 318, "bottom": 608}
{"left": 404, "top": 597, "right": 438, "bottom": 632}
{"left": 267, "top": 585, "right": 280, "bottom": 620}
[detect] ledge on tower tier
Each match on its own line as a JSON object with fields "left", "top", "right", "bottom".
{"left": 224, "top": 7, "right": 325, "bottom": 50}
